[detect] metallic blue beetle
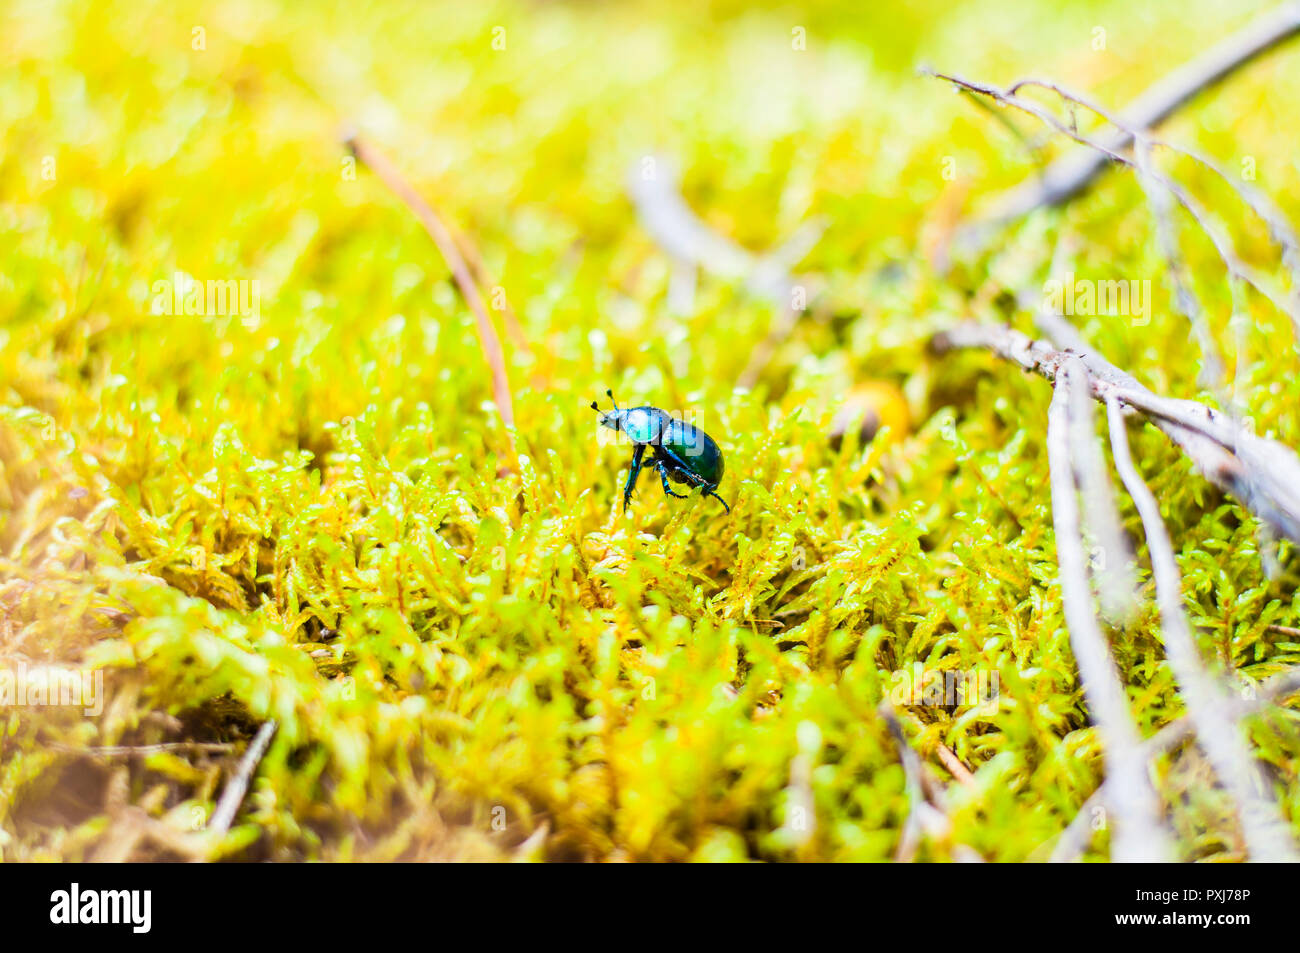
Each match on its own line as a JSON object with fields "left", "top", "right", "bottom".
{"left": 592, "top": 390, "right": 730, "bottom": 513}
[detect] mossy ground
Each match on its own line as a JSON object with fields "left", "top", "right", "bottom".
{"left": 3, "top": 0, "right": 1300, "bottom": 861}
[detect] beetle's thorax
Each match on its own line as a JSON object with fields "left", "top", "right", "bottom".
{"left": 617, "top": 406, "right": 675, "bottom": 445}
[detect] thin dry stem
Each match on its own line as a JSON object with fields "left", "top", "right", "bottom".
{"left": 208, "top": 720, "right": 277, "bottom": 838}
{"left": 346, "top": 133, "right": 516, "bottom": 430}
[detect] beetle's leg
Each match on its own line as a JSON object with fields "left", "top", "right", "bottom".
{"left": 704, "top": 488, "right": 731, "bottom": 514}
{"left": 651, "top": 447, "right": 727, "bottom": 511}
{"left": 622, "top": 444, "right": 646, "bottom": 512}
{"left": 655, "top": 459, "right": 688, "bottom": 499}
{"left": 655, "top": 446, "right": 712, "bottom": 490}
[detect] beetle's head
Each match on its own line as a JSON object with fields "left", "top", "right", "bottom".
{"left": 591, "top": 389, "right": 623, "bottom": 431}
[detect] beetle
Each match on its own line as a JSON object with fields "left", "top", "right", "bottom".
{"left": 591, "top": 389, "right": 730, "bottom": 514}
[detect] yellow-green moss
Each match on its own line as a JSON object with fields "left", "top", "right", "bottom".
{"left": 2, "top": 0, "right": 1299, "bottom": 861}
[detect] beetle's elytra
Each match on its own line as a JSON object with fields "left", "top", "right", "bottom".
{"left": 591, "top": 389, "right": 730, "bottom": 513}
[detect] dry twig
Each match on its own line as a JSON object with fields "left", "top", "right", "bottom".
{"left": 937, "top": 3, "right": 1300, "bottom": 254}
{"left": 1047, "top": 360, "right": 1174, "bottom": 861}
{"left": 1006, "top": 77, "right": 1300, "bottom": 333}
{"left": 453, "top": 226, "right": 533, "bottom": 364}
{"left": 937, "top": 303, "right": 1300, "bottom": 860}
{"left": 1105, "top": 397, "right": 1299, "bottom": 861}
{"left": 935, "top": 742, "right": 977, "bottom": 790}
{"left": 879, "top": 701, "right": 950, "bottom": 862}
{"left": 51, "top": 740, "right": 236, "bottom": 758}
{"left": 208, "top": 720, "right": 277, "bottom": 838}
{"left": 925, "top": 66, "right": 1300, "bottom": 348}
{"left": 346, "top": 133, "right": 516, "bottom": 429}
{"left": 931, "top": 320, "right": 1300, "bottom": 543}
{"left": 1061, "top": 356, "right": 1140, "bottom": 625}
{"left": 1050, "top": 666, "right": 1300, "bottom": 861}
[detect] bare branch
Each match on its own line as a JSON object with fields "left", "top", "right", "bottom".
{"left": 1050, "top": 666, "right": 1300, "bottom": 861}
{"left": 1131, "top": 138, "right": 1225, "bottom": 382}
{"left": 1006, "top": 77, "right": 1300, "bottom": 310}
{"left": 627, "top": 154, "right": 811, "bottom": 298}
{"left": 1062, "top": 354, "right": 1140, "bottom": 625}
{"left": 1106, "top": 398, "right": 1299, "bottom": 861}
{"left": 452, "top": 227, "right": 534, "bottom": 366}
{"left": 941, "top": 3, "right": 1300, "bottom": 244}
{"left": 931, "top": 320, "right": 1300, "bottom": 542}
{"left": 925, "top": 68, "right": 1300, "bottom": 343}
{"left": 1047, "top": 361, "right": 1174, "bottom": 861}
{"left": 625, "top": 154, "right": 824, "bottom": 387}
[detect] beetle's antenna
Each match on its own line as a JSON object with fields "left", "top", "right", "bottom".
{"left": 590, "top": 400, "right": 600, "bottom": 411}
{"left": 606, "top": 388, "right": 619, "bottom": 411}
